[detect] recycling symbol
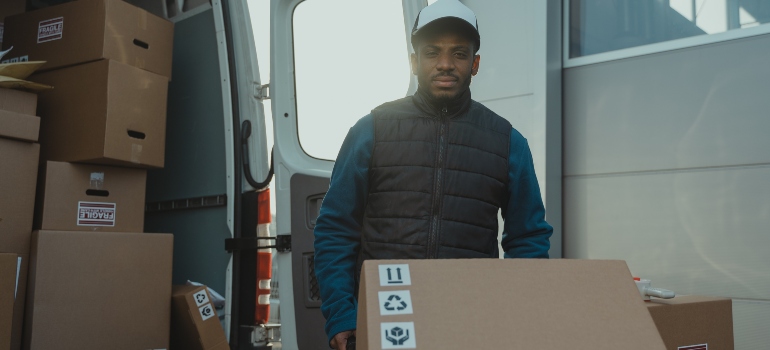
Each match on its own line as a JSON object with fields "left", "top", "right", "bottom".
{"left": 383, "top": 294, "right": 408, "bottom": 311}
{"left": 196, "top": 294, "right": 206, "bottom": 304}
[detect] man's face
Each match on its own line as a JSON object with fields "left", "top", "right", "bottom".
{"left": 411, "top": 30, "right": 480, "bottom": 104}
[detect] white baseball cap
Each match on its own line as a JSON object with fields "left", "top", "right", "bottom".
{"left": 411, "top": 0, "right": 480, "bottom": 51}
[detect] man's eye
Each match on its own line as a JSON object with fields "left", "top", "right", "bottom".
{"left": 454, "top": 52, "right": 468, "bottom": 58}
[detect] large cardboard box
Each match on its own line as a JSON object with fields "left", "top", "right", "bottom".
{"left": 357, "top": 259, "right": 667, "bottom": 350}
{"left": 2, "top": 0, "right": 173, "bottom": 77}
{"left": 171, "top": 285, "right": 230, "bottom": 350}
{"left": 0, "top": 107, "right": 40, "bottom": 254}
{"left": 32, "top": 59, "right": 168, "bottom": 168}
{"left": 0, "top": 253, "right": 20, "bottom": 350}
{"left": 24, "top": 230, "right": 173, "bottom": 350}
{"left": 0, "top": 110, "right": 39, "bottom": 142}
{"left": 35, "top": 161, "right": 147, "bottom": 232}
{"left": 0, "top": 0, "right": 26, "bottom": 48}
{"left": 0, "top": 88, "right": 37, "bottom": 116}
{"left": 646, "top": 295, "right": 734, "bottom": 350}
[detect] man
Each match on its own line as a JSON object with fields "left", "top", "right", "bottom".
{"left": 313, "top": 0, "right": 552, "bottom": 348}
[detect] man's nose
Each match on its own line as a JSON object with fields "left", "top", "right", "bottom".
{"left": 436, "top": 53, "right": 454, "bottom": 71}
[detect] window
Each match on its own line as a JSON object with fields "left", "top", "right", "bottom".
{"left": 569, "top": 0, "right": 770, "bottom": 58}
{"left": 293, "top": 0, "right": 411, "bottom": 161}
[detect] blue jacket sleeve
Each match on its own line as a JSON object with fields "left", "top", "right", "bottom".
{"left": 313, "top": 114, "right": 374, "bottom": 344}
{"left": 501, "top": 129, "right": 553, "bottom": 258}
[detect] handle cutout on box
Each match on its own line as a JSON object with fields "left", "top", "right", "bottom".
{"left": 133, "top": 39, "right": 150, "bottom": 49}
{"left": 86, "top": 189, "right": 110, "bottom": 197}
{"left": 127, "top": 130, "right": 146, "bottom": 140}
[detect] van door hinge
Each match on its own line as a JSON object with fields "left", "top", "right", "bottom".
{"left": 254, "top": 83, "right": 270, "bottom": 100}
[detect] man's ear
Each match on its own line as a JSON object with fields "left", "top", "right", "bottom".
{"left": 471, "top": 54, "right": 480, "bottom": 76}
{"left": 410, "top": 53, "right": 418, "bottom": 75}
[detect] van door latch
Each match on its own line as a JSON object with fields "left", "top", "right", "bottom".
{"left": 254, "top": 83, "right": 270, "bottom": 100}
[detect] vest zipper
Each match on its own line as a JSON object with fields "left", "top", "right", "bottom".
{"left": 427, "top": 105, "right": 449, "bottom": 258}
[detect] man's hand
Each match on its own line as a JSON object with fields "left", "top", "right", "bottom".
{"left": 330, "top": 330, "right": 356, "bottom": 350}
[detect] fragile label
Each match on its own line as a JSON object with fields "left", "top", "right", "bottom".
{"left": 38, "top": 17, "right": 64, "bottom": 43}
{"left": 77, "top": 201, "right": 116, "bottom": 227}
{"left": 198, "top": 303, "right": 215, "bottom": 321}
{"left": 193, "top": 289, "right": 210, "bottom": 307}
{"left": 378, "top": 290, "right": 414, "bottom": 316}
{"left": 380, "top": 322, "right": 416, "bottom": 349}
{"left": 379, "top": 264, "right": 411, "bottom": 286}
{"left": 679, "top": 345, "right": 707, "bottom": 350}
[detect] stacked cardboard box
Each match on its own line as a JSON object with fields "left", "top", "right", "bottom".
{"left": 0, "top": 0, "right": 26, "bottom": 49}
{"left": 171, "top": 285, "right": 231, "bottom": 350}
{"left": 2, "top": 0, "right": 176, "bottom": 348}
{"left": 646, "top": 295, "right": 734, "bottom": 350}
{"left": 0, "top": 86, "right": 40, "bottom": 350}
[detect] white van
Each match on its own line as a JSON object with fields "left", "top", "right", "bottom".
{"left": 18, "top": 0, "right": 770, "bottom": 348}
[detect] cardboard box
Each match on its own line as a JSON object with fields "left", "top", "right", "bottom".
{"left": 646, "top": 295, "right": 734, "bottom": 350}
{"left": 0, "top": 253, "right": 29, "bottom": 350}
{"left": 2, "top": 0, "right": 174, "bottom": 78}
{"left": 357, "top": 259, "right": 667, "bottom": 350}
{"left": 0, "top": 110, "right": 39, "bottom": 142}
{"left": 35, "top": 161, "right": 147, "bottom": 232}
{"left": 24, "top": 230, "right": 173, "bottom": 350}
{"left": 171, "top": 285, "right": 230, "bottom": 350}
{"left": 0, "top": 253, "right": 19, "bottom": 350}
{"left": 0, "top": 88, "right": 37, "bottom": 115}
{"left": 0, "top": 0, "right": 27, "bottom": 48}
{"left": 32, "top": 59, "right": 168, "bottom": 168}
{"left": 0, "top": 139, "right": 39, "bottom": 254}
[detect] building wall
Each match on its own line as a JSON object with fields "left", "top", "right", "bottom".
{"left": 463, "top": 0, "right": 563, "bottom": 257}
{"left": 563, "top": 34, "right": 770, "bottom": 349}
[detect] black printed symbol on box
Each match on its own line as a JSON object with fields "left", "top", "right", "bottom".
{"left": 193, "top": 290, "right": 210, "bottom": 306}
{"left": 383, "top": 295, "right": 408, "bottom": 311}
{"left": 386, "top": 267, "right": 403, "bottom": 284}
{"left": 385, "top": 327, "right": 410, "bottom": 346}
{"left": 198, "top": 303, "right": 215, "bottom": 321}
{"left": 201, "top": 306, "right": 212, "bottom": 317}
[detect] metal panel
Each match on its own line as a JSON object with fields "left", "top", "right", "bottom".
{"left": 146, "top": 10, "right": 227, "bottom": 202}
{"left": 144, "top": 10, "right": 230, "bottom": 294}
{"left": 733, "top": 299, "right": 770, "bottom": 350}
{"left": 564, "top": 34, "right": 770, "bottom": 176}
{"left": 290, "top": 174, "right": 330, "bottom": 350}
{"left": 564, "top": 165, "right": 770, "bottom": 300}
{"left": 464, "top": 0, "right": 534, "bottom": 101}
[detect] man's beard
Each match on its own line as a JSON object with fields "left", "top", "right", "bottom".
{"left": 423, "top": 72, "right": 472, "bottom": 105}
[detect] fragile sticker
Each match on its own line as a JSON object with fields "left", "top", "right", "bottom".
{"left": 193, "top": 289, "right": 210, "bottom": 307}
{"left": 378, "top": 290, "right": 414, "bottom": 316}
{"left": 678, "top": 345, "right": 707, "bottom": 350}
{"left": 77, "top": 201, "right": 116, "bottom": 227}
{"left": 380, "top": 322, "right": 416, "bottom": 349}
{"left": 38, "top": 17, "right": 64, "bottom": 43}
{"left": 378, "top": 264, "right": 411, "bottom": 286}
{"left": 198, "top": 303, "right": 215, "bottom": 321}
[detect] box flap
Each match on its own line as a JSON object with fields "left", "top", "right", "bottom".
{"left": 0, "top": 87, "right": 37, "bottom": 115}
{"left": 358, "top": 259, "right": 667, "bottom": 350}
{"left": 0, "top": 109, "right": 40, "bottom": 142}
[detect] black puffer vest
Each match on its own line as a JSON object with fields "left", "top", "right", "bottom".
{"left": 359, "top": 88, "right": 512, "bottom": 265}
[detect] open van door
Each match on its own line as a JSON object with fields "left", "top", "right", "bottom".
{"left": 269, "top": 0, "right": 421, "bottom": 348}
